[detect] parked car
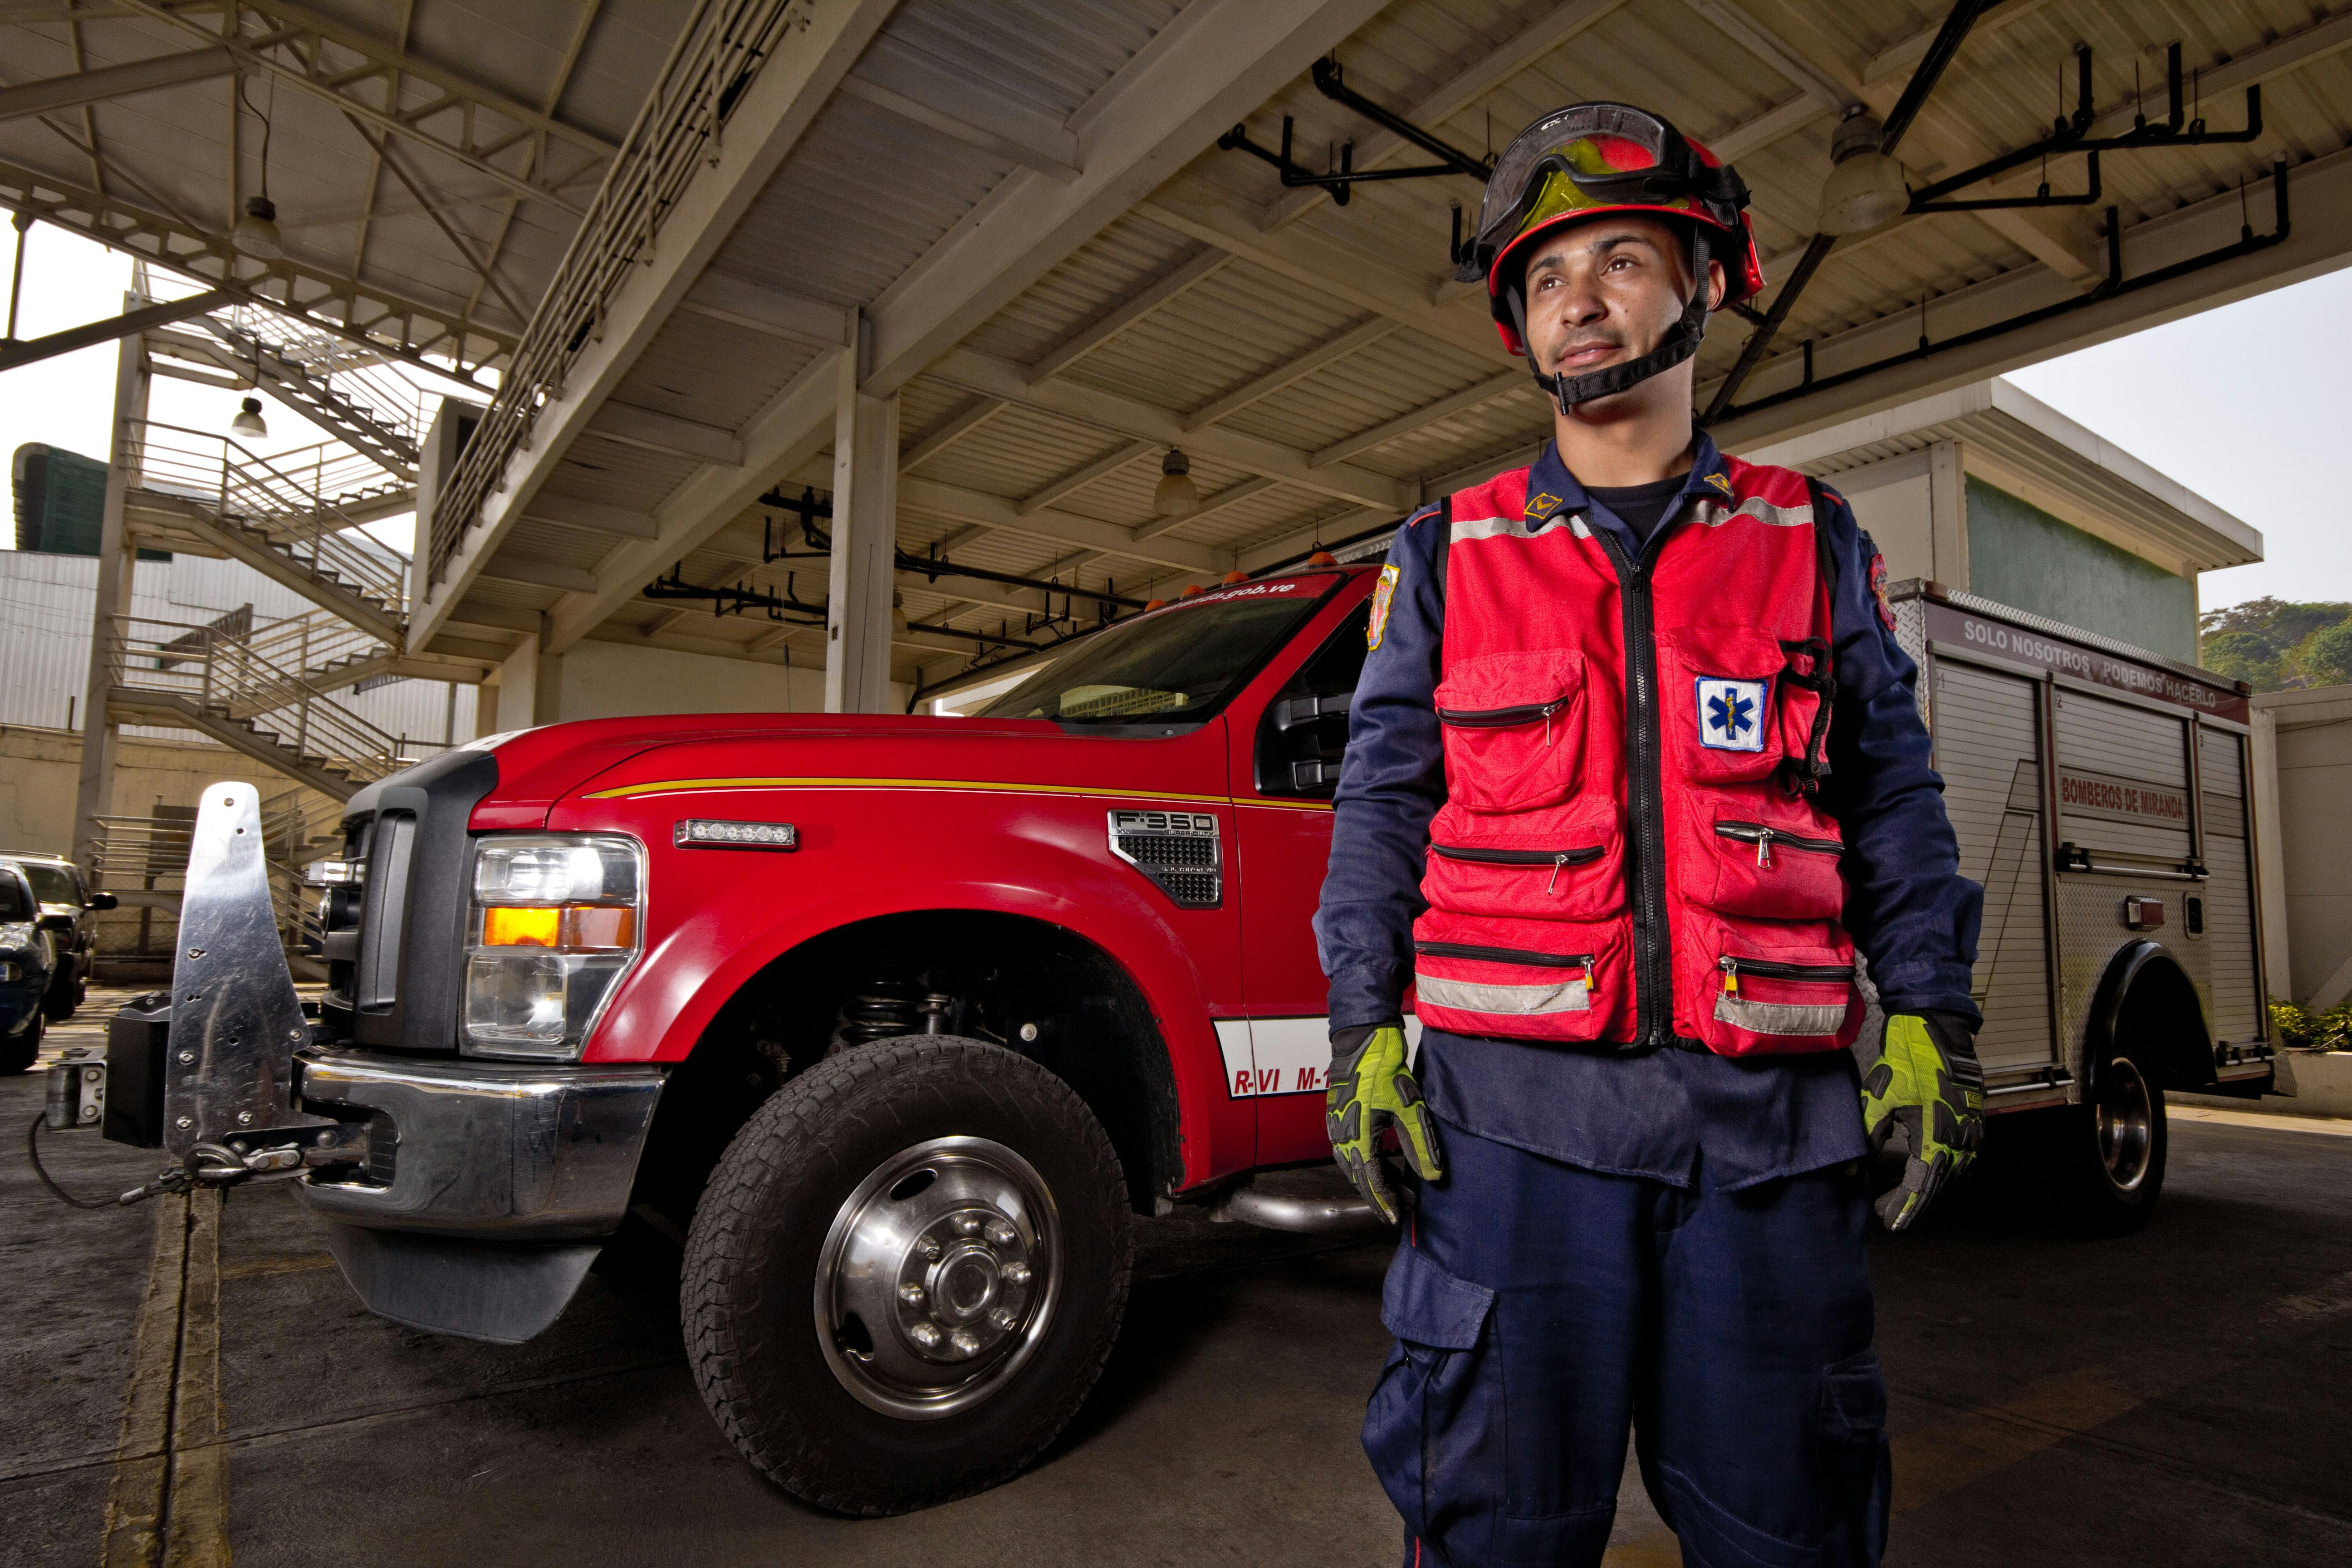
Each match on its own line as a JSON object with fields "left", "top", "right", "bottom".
{"left": 1, "top": 853, "right": 115, "bottom": 1020}
{"left": 0, "top": 862, "right": 54, "bottom": 1073}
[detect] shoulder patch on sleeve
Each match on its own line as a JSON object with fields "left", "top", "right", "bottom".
{"left": 1868, "top": 552, "right": 1896, "bottom": 632}
{"left": 1367, "top": 564, "right": 1401, "bottom": 650}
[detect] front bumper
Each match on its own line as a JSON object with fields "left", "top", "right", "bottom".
{"left": 292, "top": 1049, "right": 664, "bottom": 1242}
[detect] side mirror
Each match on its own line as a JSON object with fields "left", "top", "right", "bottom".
{"left": 89, "top": 892, "right": 118, "bottom": 911}
{"left": 38, "top": 912, "right": 74, "bottom": 932}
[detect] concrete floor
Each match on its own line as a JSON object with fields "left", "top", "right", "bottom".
{"left": 6, "top": 991, "right": 2351, "bottom": 1567}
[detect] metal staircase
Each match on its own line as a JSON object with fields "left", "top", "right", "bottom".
{"left": 89, "top": 786, "right": 344, "bottom": 974}
{"left": 188, "top": 304, "right": 425, "bottom": 482}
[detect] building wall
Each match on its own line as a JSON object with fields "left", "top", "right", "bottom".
{"left": 2254, "top": 684, "right": 2352, "bottom": 1008}
{"left": 551, "top": 637, "right": 882, "bottom": 721}
{"left": 1963, "top": 476, "right": 2198, "bottom": 662}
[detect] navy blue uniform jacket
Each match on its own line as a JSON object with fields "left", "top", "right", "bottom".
{"left": 1313, "top": 436, "right": 1984, "bottom": 1189}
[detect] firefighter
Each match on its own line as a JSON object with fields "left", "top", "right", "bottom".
{"left": 1314, "top": 103, "right": 1986, "bottom": 1567}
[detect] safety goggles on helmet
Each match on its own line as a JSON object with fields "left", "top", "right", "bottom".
{"left": 1455, "top": 102, "right": 1752, "bottom": 291}
{"left": 1458, "top": 103, "right": 1763, "bottom": 414}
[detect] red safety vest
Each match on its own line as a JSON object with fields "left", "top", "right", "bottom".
{"left": 1410, "top": 458, "right": 1862, "bottom": 1056}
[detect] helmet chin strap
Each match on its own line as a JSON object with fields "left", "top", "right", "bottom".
{"left": 1515, "top": 228, "right": 1713, "bottom": 416}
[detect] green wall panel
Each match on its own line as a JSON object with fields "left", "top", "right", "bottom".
{"left": 1965, "top": 476, "right": 2195, "bottom": 662}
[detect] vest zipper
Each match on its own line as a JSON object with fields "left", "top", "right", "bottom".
{"left": 1435, "top": 696, "right": 1574, "bottom": 746}
{"left": 1711, "top": 821, "right": 1844, "bottom": 869}
{"left": 1416, "top": 940, "right": 1593, "bottom": 970}
{"left": 1428, "top": 842, "right": 1603, "bottom": 894}
{"left": 1594, "top": 529, "right": 1672, "bottom": 1048}
{"left": 1716, "top": 954, "right": 1856, "bottom": 995}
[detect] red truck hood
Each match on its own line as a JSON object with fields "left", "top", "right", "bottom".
{"left": 469, "top": 712, "right": 1221, "bottom": 830}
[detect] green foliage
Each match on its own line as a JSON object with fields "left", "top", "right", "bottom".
{"left": 2199, "top": 598, "right": 2352, "bottom": 692}
{"left": 2271, "top": 999, "right": 2352, "bottom": 1052}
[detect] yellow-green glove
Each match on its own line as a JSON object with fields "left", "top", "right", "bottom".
{"left": 1862, "top": 1011, "right": 1985, "bottom": 1231}
{"left": 1326, "top": 1023, "right": 1444, "bottom": 1224}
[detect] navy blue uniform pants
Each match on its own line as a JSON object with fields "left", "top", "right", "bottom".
{"left": 1363, "top": 1121, "right": 1891, "bottom": 1568}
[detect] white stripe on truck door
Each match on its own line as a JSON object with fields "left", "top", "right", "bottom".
{"left": 1216, "top": 1016, "right": 1423, "bottom": 1098}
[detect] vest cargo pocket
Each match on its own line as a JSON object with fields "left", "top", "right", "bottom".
{"left": 1409, "top": 914, "right": 1631, "bottom": 1042}
{"left": 1681, "top": 912, "right": 1859, "bottom": 1055}
{"left": 1362, "top": 1241, "right": 1499, "bottom": 1551}
{"left": 1661, "top": 627, "right": 1789, "bottom": 784}
{"left": 1434, "top": 650, "right": 1587, "bottom": 812}
{"left": 1421, "top": 803, "right": 1623, "bottom": 921}
{"left": 1703, "top": 813, "right": 1845, "bottom": 920}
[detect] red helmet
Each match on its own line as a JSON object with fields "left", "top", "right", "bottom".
{"left": 1457, "top": 103, "right": 1763, "bottom": 387}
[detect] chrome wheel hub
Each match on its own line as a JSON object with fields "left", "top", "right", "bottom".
{"left": 816, "top": 1136, "right": 1061, "bottom": 1419}
{"left": 2096, "top": 1054, "right": 2154, "bottom": 1192}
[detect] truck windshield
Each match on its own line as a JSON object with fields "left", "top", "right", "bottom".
{"left": 975, "top": 574, "right": 1341, "bottom": 725}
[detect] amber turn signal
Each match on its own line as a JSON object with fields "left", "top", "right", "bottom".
{"left": 481, "top": 904, "right": 636, "bottom": 950}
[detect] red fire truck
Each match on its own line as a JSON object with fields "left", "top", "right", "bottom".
{"left": 77, "top": 561, "right": 2270, "bottom": 1514}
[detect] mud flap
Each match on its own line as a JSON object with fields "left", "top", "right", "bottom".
{"left": 323, "top": 1225, "right": 604, "bottom": 1344}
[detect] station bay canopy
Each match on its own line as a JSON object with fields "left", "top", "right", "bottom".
{"left": 3, "top": 0, "right": 2340, "bottom": 704}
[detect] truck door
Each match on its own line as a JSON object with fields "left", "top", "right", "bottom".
{"left": 1231, "top": 598, "right": 1370, "bottom": 1164}
{"left": 1930, "top": 658, "right": 2058, "bottom": 1076}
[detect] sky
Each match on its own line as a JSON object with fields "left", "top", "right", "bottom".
{"left": 3, "top": 221, "right": 2345, "bottom": 612}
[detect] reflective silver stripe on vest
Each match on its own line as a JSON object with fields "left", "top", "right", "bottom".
{"left": 1417, "top": 973, "right": 1591, "bottom": 1015}
{"left": 1451, "top": 513, "right": 1573, "bottom": 544}
{"left": 1712, "top": 993, "right": 1845, "bottom": 1034}
{"left": 1695, "top": 495, "right": 1813, "bottom": 529}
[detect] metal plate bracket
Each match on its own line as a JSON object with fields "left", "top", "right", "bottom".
{"left": 163, "top": 781, "right": 333, "bottom": 1156}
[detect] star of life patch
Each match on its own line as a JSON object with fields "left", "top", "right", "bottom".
{"left": 1695, "top": 676, "right": 1769, "bottom": 752}
{"left": 1367, "top": 564, "right": 1400, "bottom": 650}
{"left": 1868, "top": 551, "right": 1896, "bottom": 632}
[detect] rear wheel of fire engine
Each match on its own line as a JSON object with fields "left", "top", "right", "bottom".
{"left": 2051, "top": 1047, "right": 2167, "bottom": 1235}
{"left": 684, "top": 1035, "right": 1132, "bottom": 1515}
{"left": 1, "top": 1010, "right": 42, "bottom": 1074}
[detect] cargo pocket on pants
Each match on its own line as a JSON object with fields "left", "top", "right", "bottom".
{"left": 1817, "top": 1349, "right": 1891, "bottom": 1568}
{"left": 1362, "top": 1242, "right": 1499, "bottom": 1552}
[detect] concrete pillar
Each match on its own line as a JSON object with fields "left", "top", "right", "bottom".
{"left": 2248, "top": 701, "right": 2294, "bottom": 1003}
{"left": 826, "top": 318, "right": 898, "bottom": 714}
{"left": 1926, "top": 439, "right": 1969, "bottom": 592}
{"left": 71, "top": 307, "right": 150, "bottom": 882}
{"left": 495, "top": 635, "right": 539, "bottom": 733}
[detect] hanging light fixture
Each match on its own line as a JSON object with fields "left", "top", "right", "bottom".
{"left": 1154, "top": 449, "right": 1200, "bottom": 518}
{"left": 1817, "top": 109, "right": 1909, "bottom": 236}
{"left": 231, "top": 396, "right": 269, "bottom": 438}
{"left": 230, "top": 75, "right": 284, "bottom": 259}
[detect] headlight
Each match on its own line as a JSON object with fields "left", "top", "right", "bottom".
{"left": 0, "top": 921, "right": 35, "bottom": 953}
{"left": 461, "top": 834, "right": 643, "bottom": 1059}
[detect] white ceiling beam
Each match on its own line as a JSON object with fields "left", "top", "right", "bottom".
{"left": 1139, "top": 187, "right": 1514, "bottom": 368}
{"left": 482, "top": 551, "right": 597, "bottom": 593}
{"left": 1709, "top": 94, "right": 1822, "bottom": 163}
{"left": 1026, "top": 247, "right": 1228, "bottom": 382}
{"left": 1860, "top": 0, "right": 2052, "bottom": 90}
{"left": 542, "top": 347, "right": 847, "bottom": 655}
{"left": 1312, "top": 369, "right": 1524, "bottom": 469}
{"left": 676, "top": 271, "right": 853, "bottom": 343}
{"left": 858, "top": 0, "right": 1394, "bottom": 398}
{"left": 1133, "top": 475, "right": 1279, "bottom": 541}
{"left": 408, "top": 0, "right": 902, "bottom": 652}
{"left": 2076, "top": 10, "right": 2352, "bottom": 143}
{"left": 442, "top": 599, "right": 540, "bottom": 636}
{"left": 840, "top": 37, "right": 1083, "bottom": 181}
{"left": 528, "top": 0, "right": 1390, "bottom": 655}
{"left": 1680, "top": 0, "right": 1854, "bottom": 112}
{"left": 900, "top": 397, "right": 1007, "bottom": 472}
{"left": 0, "top": 47, "right": 234, "bottom": 120}
{"left": 583, "top": 402, "right": 745, "bottom": 466}
{"left": 899, "top": 474, "right": 1226, "bottom": 575}
{"left": 1185, "top": 317, "right": 1398, "bottom": 428}
{"left": 1019, "top": 438, "right": 1158, "bottom": 514}
{"left": 519, "top": 494, "right": 658, "bottom": 539}
{"left": 1259, "top": 0, "right": 1632, "bottom": 232}
{"left": 934, "top": 345, "right": 1416, "bottom": 511}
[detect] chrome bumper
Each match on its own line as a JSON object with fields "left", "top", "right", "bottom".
{"left": 291, "top": 1049, "right": 664, "bottom": 1241}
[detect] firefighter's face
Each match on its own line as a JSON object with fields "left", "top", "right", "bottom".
{"left": 1520, "top": 215, "right": 1725, "bottom": 403}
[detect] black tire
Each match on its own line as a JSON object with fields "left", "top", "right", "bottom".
{"left": 41, "top": 965, "right": 78, "bottom": 1023}
{"left": 683, "top": 1035, "right": 1132, "bottom": 1515}
{"left": 2036, "top": 1044, "right": 2167, "bottom": 1234}
{"left": 1, "top": 1009, "right": 43, "bottom": 1074}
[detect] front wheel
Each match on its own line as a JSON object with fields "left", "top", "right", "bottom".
{"left": 0, "top": 1009, "right": 43, "bottom": 1074}
{"left": 683, "top": 1036, "right": 1132, "bottom": 1514}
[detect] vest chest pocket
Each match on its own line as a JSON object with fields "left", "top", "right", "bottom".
{"left": 1703, "top": 815, "right": 1845, "bottom": 920}
{"left": 1435, "top": 651, "right": 1587, "bottom": 813}
{"left": 1661, "top": 628, "right": 1792, "bottom": 784}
